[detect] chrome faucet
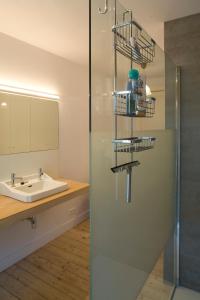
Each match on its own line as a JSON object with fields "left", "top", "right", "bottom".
{"left": 11, "top": 173, "right": 23, "bottom": 187}
{"left": 39, "top": 168, "right": 44, "bottom": 179}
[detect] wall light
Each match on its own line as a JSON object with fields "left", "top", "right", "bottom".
{"left": 0, "top": 84, "right": 60, "bottom": 100}
{"left": 1, "top": 102, "right": 7, "bottom": 107}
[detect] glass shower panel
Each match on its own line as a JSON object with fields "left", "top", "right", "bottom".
{"left": 90, "top": 1, "right": 178, "bottom": 299}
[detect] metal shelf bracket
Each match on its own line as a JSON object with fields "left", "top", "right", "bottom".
{"left": 98, "top": 0, "right": 108, "bottom": 14}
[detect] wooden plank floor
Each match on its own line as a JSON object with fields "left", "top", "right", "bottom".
{"left": 0, "top": 219, "right": 174, "bottom": 300}
{"left": 137, "top": 254, "right": 175, "bottom": 300}
{"left": 0, "top": 220, "right": 90, "bottom": 300}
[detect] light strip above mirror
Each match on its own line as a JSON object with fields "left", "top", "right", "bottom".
{"left": 0, "top": 84, "right": 60, "bottom": 100}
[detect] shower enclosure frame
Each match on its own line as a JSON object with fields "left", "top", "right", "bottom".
{"left": 174, "top": 66, "right": 181, "bottom": 287}
{"left": 89, "top": 0, "right": 181, "bottom": 297}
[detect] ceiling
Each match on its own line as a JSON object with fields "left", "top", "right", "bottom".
{"left": 0, "top": 0, "right": 199, "bottom": 65}
{"left": 0, "top": 0, "right": 89, "bottom": 65}
{"left": 121, "top": 0, "right": 200, "bottom": 49}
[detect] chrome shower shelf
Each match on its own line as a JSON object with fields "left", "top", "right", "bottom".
{"left": 113, "top": 137, "right": 156, "bottom": 153}
{"left": 112, "top": 21, "right": 155, "bottom": 67}
{"left": 113, "top": 91, "right": 156, "bottom": 117}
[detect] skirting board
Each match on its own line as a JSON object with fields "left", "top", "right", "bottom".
{"left": 0, "top": 209, "right": 89, "bottom": 272}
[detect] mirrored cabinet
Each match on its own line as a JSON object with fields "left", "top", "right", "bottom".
{"left": 0, "top": 92, "right": 59, "bottom": 155}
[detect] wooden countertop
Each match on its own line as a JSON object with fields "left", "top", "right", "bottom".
{"left": 0, "top": 179, "right": 89, "bottom": 229}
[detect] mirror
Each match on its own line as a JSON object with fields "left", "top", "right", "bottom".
{"left": 0, "top": 92, "right": 59, "bottom": 155}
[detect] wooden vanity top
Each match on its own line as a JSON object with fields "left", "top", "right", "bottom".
{"left": 0, "top": 179, "right": 89, "bottom": 229}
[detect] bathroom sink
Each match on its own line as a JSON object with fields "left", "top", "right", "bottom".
{"left": 0, "top": 173, "right": 69, "bottom": 202}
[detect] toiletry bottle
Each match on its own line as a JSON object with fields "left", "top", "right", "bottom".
{"left": 126, "top": 69, "right": 139, "bottom": 115}
{"left": 136, "top": 74, "right": 146, "bottom": 116}
{"left": 130, "top": 37, "right": 141, "bottom": 59}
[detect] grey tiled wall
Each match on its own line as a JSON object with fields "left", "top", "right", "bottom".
{"left": 165, "top": 13, "right": 200, "bottom": 291}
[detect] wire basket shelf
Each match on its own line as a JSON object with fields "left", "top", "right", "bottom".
{"left": 113, "top": 137, "right": 156, "bottom": 153}
{"left": 112, "top": 21, "right": 156, "bottom": 67}
{"left": 114, "top": 91, "right": 156, "bottom": 117}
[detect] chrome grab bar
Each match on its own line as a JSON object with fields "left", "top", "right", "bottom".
{"left": 98, "top": 0, "right": 108, "bottom": 14}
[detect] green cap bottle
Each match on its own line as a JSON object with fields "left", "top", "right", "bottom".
{"left": 128, "top": 69, "right": 139, "bottom": 80}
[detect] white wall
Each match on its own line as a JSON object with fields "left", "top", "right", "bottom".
{"left": 0, "top": 32, "right": 89, "bottom": 271}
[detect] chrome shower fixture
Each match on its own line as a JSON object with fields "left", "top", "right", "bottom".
{"left": 98, "top": 0, "right": 108, "bottom": 14}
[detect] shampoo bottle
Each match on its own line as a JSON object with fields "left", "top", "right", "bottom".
{"left": 126, "top": 69, "right": 139, "bottom": 115}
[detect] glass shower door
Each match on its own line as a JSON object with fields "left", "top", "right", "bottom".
{"left": 90, "top": 1, "right": 178, "bottom": 299}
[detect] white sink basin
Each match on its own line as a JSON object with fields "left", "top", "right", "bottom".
{"left": 0, "top": 173, "right": 69, "bottom": 202}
